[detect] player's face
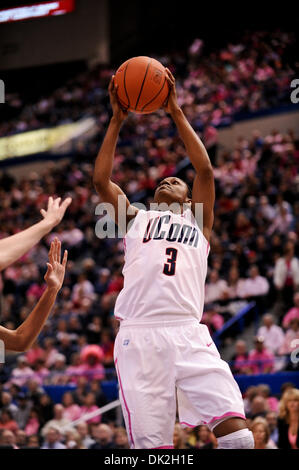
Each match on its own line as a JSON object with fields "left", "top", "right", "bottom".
{"left": 154, "top": 177, "right": 190, "bottom": 205}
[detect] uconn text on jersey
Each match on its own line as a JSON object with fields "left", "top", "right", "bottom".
{"left": 142, "top": 214, "right": 199, "bottom": 247}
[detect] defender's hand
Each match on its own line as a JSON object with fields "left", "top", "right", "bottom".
{"left": 44, "top": 238, "right": 68, "bottom": 292}
{"left": 41, "top": 196, "right": 72, "bottom": 230}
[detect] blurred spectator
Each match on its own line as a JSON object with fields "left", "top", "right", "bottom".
{"left": 89, "top": 423, "right": 114, "bottom": 449}
{"left": 247, "top": 396, "right": 269, "bottom": 420}
{"left": 279, "top": 318, "right": 299, "bottom": 356}
{"left": 205, "top": 270, "right": 228, "bottom": 303}
{"left": 243, "top": 386, "right": 259, "bottom": 415}
{"left": 0, "top": 391, "right": 18, "bottom": 416}
{"left": 230, "top": 340, "right": 251, "bottom": 375}
{"left": 75, "top": 421, "right": 95, "bottom": 448}
{"left": 201, "top": 308, "right": 224, "bottom": 334}
{"left": 248, "top": 336, "right": 274, "bottom": 374}
{"left": 41, "top": 404, "right": 71, "bottom": 437}
{"left": 25, "top": 408, "right": 41, "bottom": 436}
{"left": 26, "top": 434, "right": 40, "bottom": 448}
{"left": 273, "top": 241, "right": 299, "bottom": 310}
{"left": 62, "top": 392, "right": 81, "bottom": 422}
{"left": 251, "top": 417, "right": 277, "bottom": 448}
{"left": 282, "top": 292, "right": 299, "bottom": 329}
{"left": 277, "top": 388, "right": 299, "bottom": 449}
{"left": 256, "top": 384, "right": 279, "bottom": 412}
{"left": 265, "top": 411, "right": 279, "bottom": 446}
{"left": 14, "top": 393, "right": 32, "bottom": 429}
{"left": 77, "top": 345, "right": 105, "bottom": 381}
{"left": 80, "top": 393, "right": 101, "bottom": 425}
{"left": 173, "top": 423, "right": 192, "bottom": 449}
{"left": 41, "top": 426, "right": 66, "bottom": 449}
{"left": 257, "top": 314, "right": 285, "bottom": 355}
{"left": 0, "top": 429, "right": 18, "bottom": 448}
{"left": 114, "top": 426, "right": 130, "bottom": 449}
{"left": 8, "top": 356, "right": 35, "bottom": 388}
{"left": 15, "top": 429, "right": 27, "bottom": 449}
{"left": 195, "top": 425, "right": 217, "bottom": 449}
{"left": 0, "top": 409, "right": 19, "bottom": 432}
{"left": 239, "top": 265, "right": 270, "bottom": 299}
{"left": 64, "top": 428, "right": 85, "bottom": 449}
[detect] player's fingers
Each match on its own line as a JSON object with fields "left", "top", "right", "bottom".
{"left": 46, "top": 262, "right": 53, "bottom": 273}
{"left": 52, "top": 238, "right": 57, "bottom": 263}
{"left": 62, "top": 250, "right": 68, "bottom": 268}
{"left": 53, "top": 237, "right": 60, "bottom": 263}
{"left": 47, "top": 196, "right": 53, "bottom": 210}
{"left": 56, "top": 239, "right": 61, "bottom": 263}
{"left": 54, "top": 197, "right": 61, "bottom": 208}
{"left": 40, "top": 209, "right": 47, "bottom": 218}
{"left": 48, "top": 240, "right": 54, "bottom": 263}
{"left": 165, "top": 72, "right": 174, "bottom": 87}
{"left": 59, "top": 197, "right": 72, "bottom": 214}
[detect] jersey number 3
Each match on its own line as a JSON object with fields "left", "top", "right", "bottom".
{"left": 163, "top": 247, "right": 178, "bottom": 276}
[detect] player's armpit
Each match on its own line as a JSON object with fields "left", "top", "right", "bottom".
{"left": 94, "top": 180, "right": 139, "bottom": 234}
{"left": 191, "top": 171, "right": 215, "bottom": 243}
{"left": 0, "top": 325, "right": 24, "bottom": 352}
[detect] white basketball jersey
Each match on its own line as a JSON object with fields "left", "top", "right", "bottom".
{"left": 114, "top": 209, "right": 210, "bottom": 322}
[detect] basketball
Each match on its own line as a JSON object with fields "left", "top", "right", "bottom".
{"left": 114, "top": 56, "right": 169, "bottom": 114}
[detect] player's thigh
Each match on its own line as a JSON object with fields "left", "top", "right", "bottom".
{"left": 175, "top": 323, "right": 245, "bottom": 429}
{"left": 114, "top": 326, "right": 177, "bottom": 448}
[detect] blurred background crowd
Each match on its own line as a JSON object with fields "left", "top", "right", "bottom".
{"left": 0, "top": 26, "right": 298, "bottom": 449}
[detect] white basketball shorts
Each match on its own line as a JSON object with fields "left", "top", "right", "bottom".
{"left": 113, "top": 317, "right": 246, "bottom": 449}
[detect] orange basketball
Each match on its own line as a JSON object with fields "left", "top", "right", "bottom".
{"left": 114, "top": 56, "right": 169, "bottom": 114}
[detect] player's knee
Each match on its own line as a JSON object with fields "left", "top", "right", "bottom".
{"left": 217, "top": 429, "right": 254, "bottom": 449}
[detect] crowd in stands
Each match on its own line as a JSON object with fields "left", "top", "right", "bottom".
{"left": 0, "top": 30, "right": 298, "bottom": 449}
{"left": 0, "top": 381, "right": 299, "bottom": 449}
{"left": 1, "top": 30, "right": 296, "bottom": 139}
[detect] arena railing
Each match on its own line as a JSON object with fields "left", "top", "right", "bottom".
{"left": 212, "top": 301, "right": 258, "bottom": 348}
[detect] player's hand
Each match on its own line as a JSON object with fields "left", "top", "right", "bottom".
{"left": 44, "top": 238, "right": 68, "bottom": 292}
{"left": 109, "top": 75, "right": 128, "bottom": 124}
{"left": 163, "top": 68, "right": 181, "bottom": 116}
{"left": 41, "top": 196, "right": 72, "bottom": 230}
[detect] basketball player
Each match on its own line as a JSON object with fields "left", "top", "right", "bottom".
{"left": 93, "top": 69, "right": 254, "bottom": 449}
{"left": 0, "top": 197, "right": 71, "bottom": 351}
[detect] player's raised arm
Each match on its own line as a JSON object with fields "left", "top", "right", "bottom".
{"left": 0, "top": 196, "right": 71, "bottom": 271}
{"left": 0, "top": 238, "right": 67, "bottom": 352}
{"left": 93, "top": 76, "right": 138, "bottom": 234}
{"left": 163, "top": 68, "right": 215, "bottom": 243}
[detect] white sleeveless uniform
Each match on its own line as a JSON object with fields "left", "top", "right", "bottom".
{"left": 114, "top": 208, "right": 210, "bottom": 322}
{"left": 113, "top": 208, "right": 246, "bottom": 449}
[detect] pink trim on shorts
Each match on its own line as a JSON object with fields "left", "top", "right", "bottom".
{"left": 115, "top": 358, "right": 135, "bottom": 447}
{"left": 123, "top": 237, "right": 127, "bottom": 252}
{"left": 152, "top": 446, "right": 174, "bottom": 449}
{"left": 181, "top": 412, "right": 246, "bottom": 428}
{"left": 206, "top": 242, "right": 210, "bottom": 255}
{"left": 180, "top": 422, "right": 198, "bottom": 428}
{"left": 204, "top": 412, "right": 246, "bottom": 425}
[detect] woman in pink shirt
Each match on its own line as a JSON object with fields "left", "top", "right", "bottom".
{"left": 62, "top": 392, "right": 81, "bottom": 422}
{"left": 0, "top": 409, "right": 19, "bottom": 433}
{"left": 282, "top": 292, "right": 299, "bottom": 329}
{"left": 80, "top": 392, "right": 101, "bottom": 425}
{"left": 25, "top": 409, "right": 40, "bottom": 436}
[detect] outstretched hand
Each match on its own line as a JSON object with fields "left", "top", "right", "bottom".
{"left": 41, "top": 196, "right": 72, "bottom": 230}
{"left": 44, "top": 238, "right": 68, "bottom": 292}
{"left": 109, "top": 75, "right": 128, "bottom": 124}
{"left": 163, "top": 68, "right": 181, "bottom": 116}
